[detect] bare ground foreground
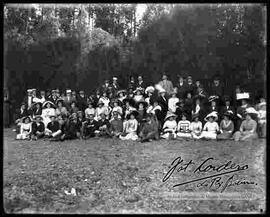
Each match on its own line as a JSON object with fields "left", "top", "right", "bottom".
{"left": 3, "top": 128, "right": 266, "bottom": 214}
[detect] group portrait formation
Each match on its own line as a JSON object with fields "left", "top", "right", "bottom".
{"left": 14, "top": 74, "right": 266, "bottom": 143}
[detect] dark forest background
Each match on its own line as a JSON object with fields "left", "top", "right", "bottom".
{"left": 4, "top": 4, "right": 266, "bottom": 108}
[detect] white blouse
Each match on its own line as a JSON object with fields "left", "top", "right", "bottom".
{"left": 203, "top": 121, "right": 219, "bottom": 133}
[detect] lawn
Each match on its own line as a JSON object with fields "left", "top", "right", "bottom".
{"left": 3, "top": 128, "right": 266, "bottom": 214}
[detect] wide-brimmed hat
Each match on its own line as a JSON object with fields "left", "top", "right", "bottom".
{"left": 56, "top": 98, "right": 64, "bottom": 105}
{"left": 34, "top": 115, "right": 43, "bottom": 121}
{"left": 31, "top": 101, "right": 42, "bottom": 108}
{"left": 258, "top": 102, "right": 266, "bottom": 109}
{"left": 208, "top": 95, "right": 219, "bottom": 102}
{"left": 204, "top": 111, "right": 218, "bottom": 122}
{"left": 244, "top": 107, "right": 258, "bottom": 117}
{"left": 236, "top": 92, "right": 250, "bottom": 101}
{"left": 136, "top": 100, "right": 148, "bottom": 108}
{"left": 127, "top": 110, "right": 139, "bottom": 119}
{"left": 22, "top": 116, "right": 32, "bottom": 123}
{"left": 42, "top": 101, "right": 55, "bottom": 108}
{"left": 165, "top": 112, "right": 177, "bottom": 121}
{"left": 192, "top": 113, "right": 200, "bottom": 121}
{"left": 117, "top": 89, "right": 127, "bottom": 96}
{"left": 86, "top": 113, "right": 95, "bottom": 119}
{"left": 97, "top": 100, "right": 104, "bottom": 106}
{"left": 134, "top": 87, "right": 144, "bottom": 94}
{"left": 145, "top": 86, "right": 155, "bottom": 94}
{"left": 49, "top": 114, "right": 57, "bottom": 118}
{"left": 123, "top": 98, "right": 136, "bottom": 107}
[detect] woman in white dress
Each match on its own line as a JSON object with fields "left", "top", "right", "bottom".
{"left": 176, "top": 113, "right": 192, "bottom": 139}
{"left": 168, "top": 89, "right": 179, "bottom": 113}
{"left": 145, "top": 86, "right": 155, "bottom": 106}
{"left": 133, "top": 87, "right": 144, "bottom": 102}
{"left": 16, "top": 116, "right": 32, "bottom": 140}
{"left": 41, "top": 101, "right": 56, "bottom": 127}
{"left": 119, "top": 110, "right": 139, "bottom": 141}
{"left": 161, "top": 112, "right": 177, "bottom": 139}
{"left": 190, "top": 113, "right": 203, "bottom": 139}
{"left": 199, "top": 112, "right": 219, "bottom": 140}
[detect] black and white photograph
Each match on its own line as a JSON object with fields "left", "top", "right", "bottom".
{"left": 3, "top": 3, "right": 266, "bottom": 214}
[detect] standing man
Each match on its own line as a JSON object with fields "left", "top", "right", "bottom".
{"left": 185, "top": 75, "right": 194, "bottom": 96}
{"left": 111, "top": 76, "right": 120, "bottom": 97}
{"left": 211, "top": 75, "right": 224, "bottom": 99}
{"left": 48, "top": 90, "right": 58, "bottom": 105}
{"left": 158, "top": 74, "right": 174, "bottom": 96}
{"left": 63, "top": 89, "right": 73, "bottom": 110}
{"left": 25, "top": 89, "right": 33, "bottom": 110}
{"left": 175, "top": 75, "right": 187, "bottom": 99}
{"left": 136, "top": 75, "right": 146, "bottom": 93}
{"left": 77, "top": 90, "right": 88, "bottom": 112}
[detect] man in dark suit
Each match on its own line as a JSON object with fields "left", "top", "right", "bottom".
{"left": 175, "top": 75, "right": 187, "bottom": 99}
{"left": 136, "top": 75, "right": 146, "bottom": 93}
{"left": 157, "top": 89, "right": 168, "bottom": 124}
{"left": 48, "top": 90, "right": 58, "bottom": 105}
{"left": 185, "top": 75, "right": 195, "bottom": 96}
{"left": 77, "top": 90, "right": 88, "bottom": 112}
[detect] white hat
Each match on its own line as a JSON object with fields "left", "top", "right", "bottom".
{"left": 236, "top": 92, "right": 250, "bottom": 100}
{"left": 258, "top": 102, "right": 266, "bottom": 108}
{"left": 245, "top": 107, "right": 258, "bottom": 115}
{"left": 155, "top": 84, "right": 166, "bottom": 93}
{"left": 113, "top": 77, "right": 118, "bottom": 80}
{"left": 145, "top": 86, "right": 155, "bottom": 94}
{"left": 27, "top": 89, "right": 32, "bottom": 92}
{"left": 66, "top": 89, "right": 72, "bottom": 93}
{"left": 204, "top": 111, "right": 218, "bottom": 122}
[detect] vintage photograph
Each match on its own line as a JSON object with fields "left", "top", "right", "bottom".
{"left": 3, "top": 3, "right": 266, "bottom": 214}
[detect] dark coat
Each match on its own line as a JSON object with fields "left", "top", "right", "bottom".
{"left": 77, "top": 96, "right": 88, "bottom": 111}
{"left": 47, "top": 121, "right": 60, "bottom": 133}
{"left": 32, "top": 122, "right": 45, "bottom": 134}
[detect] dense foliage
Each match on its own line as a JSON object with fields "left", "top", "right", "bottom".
{"left": 4, "top": 4, "right": 266, "bottom": 107}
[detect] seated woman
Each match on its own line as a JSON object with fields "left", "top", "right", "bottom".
{"left": 31, "top": 102, "right": 42, "bottom": 118}
{"left": 85, "top": 102, "right": 96, "bottom": 118}
{"left": 69, "top": 101, "right": 79, "bottom": 115}
{"left": 199, "top": 112, "right": 219, "bottom": 140}
{"left": 119, "top": 110, "right": 139, "bottom": 141}
{"left": 109, "top": 111, "right": 123, "bottom": 137}
{"left": 117, "top": 90, "right": 127, "bottom": 103}
{"left": 217, "top": 111, "right": 234, "bottom": 140}
{"left": 168, "top": 89, "right": 179, "bottom": 113}
{"left": 41, "top": 101, "right": 56, "bottom": 127}
{"left": 16, "top": 116, "right": 32, "bottom": 140}
{"left": 31, "top": 115, "right": 45, "bottom": 140}
{"left": 110, "top": 99, "right": 123, "bottom": 120}
{"left": 60, "top": 116, "right": 81, "bottom": 141}
{"left": 55, "top": 99, "right": 68, "bottom": 117}
{"left": 190, "top": 113, "right": 203, "bottom": 139}
{"left": 233, "top": 107, "right": 258, "bottom": 141}
{"left": 176, "top": 113, "right": 192, "bottom": 139}
{"left": 133, "top": 87, "right": 144, "bottom": 103}
{"left": 160, "top": 112, "right": 177, "bottom": 140}
{"left": 144, "top": 86, "right": 155, "bottom": 106}
{"left": 136, "top": 100, "right": 148, "bottom": 132}
{"left": 95, "top": 113, "right": 111, "bottom": 137}
{"left": 139, "top": 113, "right": 159, "bottom": 142}
{"left": 146, "top": 99, "right": 163, "bottom": 131}
{"left": 45, "top": 115, "right": 62, "bottom": 140}
{"left": 95, "top": 101, "right": 110, "bottom": 121}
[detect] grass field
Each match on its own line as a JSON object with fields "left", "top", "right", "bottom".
{"left": 3, "top": 128, "right": 266, "bottom": 214}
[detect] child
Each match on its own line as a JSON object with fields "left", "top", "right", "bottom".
{"left": 160, "top": 112, "right": 177, "bottom": 139}
{"left": 16, "top": 116, "right": 32, "bottom": 140}
{"left": 95, "top": 101, "right": 109, "bottom": 121}
{"left": 168, "top": 89, "right": 179, "bottom": 113}
{"left": 217, "top": 111, "right": 234, "bottom": 140}
{"left": 119, "top": 110, "right": 139, "bottom": 141}
{"left": 190, "top": 113, "right": 203, "bottom": 139}
{"left": 176, "top": 113, "right": 191, "bottom": 139}
{"left": 109, "top": 111, "right": 123, "bottom": 137}
{"left": 199, "top": 112, "right": 219, "bottom": 140}
{"left": 95, "top": 113, "right": 111, "bottom": 137}
{"left": 82, "top": 114, "right": 98, "bottom": 139}
{"left": 31, "top": 115, "right": 45, "bottom": 140}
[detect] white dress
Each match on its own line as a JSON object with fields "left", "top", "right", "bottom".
{"left": 85, "top": 108, "right": 96, "bottom": 117}
{"left": 199, "top": 121, "right": 219, "bottom": 139}
{"left": 119, "top": 119, "right": 138, "bottom": 140}
{"left": 16, "top": 122, "right": 32, "bottom": 140}
{"left": 95, "top": 106, "right": 109, "bottom": 121}
{"left": 168, "top": 97, "right": 179, "bottom": 113}
{"left": 161, "top": 120, "right": 177, "bottom": 139}
{"left": 41, "top": 108, "right": 56, "bottom": 127}
{"left": 190, "top": 121, "right": 202, "bottom": 139}
{"left": 177, "top": 120, "right": 191, "bottom": 138}
{"left": 99, "top": 97, "right": 110, "bottom": 108}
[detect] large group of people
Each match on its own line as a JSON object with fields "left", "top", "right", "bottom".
{"left": 14, "top": 74, "right": 266, "bottom": 142}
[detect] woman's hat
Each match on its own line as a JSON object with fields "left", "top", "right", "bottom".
{"left": 165, "top": 111, "right": 177, "bottom": 121}
{"left": 117, "top": 89, "right": 127, "bottom": 96}
{"left": 208, "top": 95, "right": 219, "bottom": 102}
{"left": 123, "top": 98, "right": 136, "bottom": 107}
{"left": 192, "top": 113, "right": 200, "bottom": 121}
{"left": 258, "top": 102, "right": 266, "bottom": 110}
{"left": 50, "top": 114, "right": 57, "bottom": 118}
{"left": 155, "top": 84, "right": 166, "bottom": 93}
{"left": 22, "top": 116, "right": 32, "bottom": 123}
{"left": 127, "top": 110, "right": 139, "bottom": 118}
{"left": 97, "top": 100, "right": 104, "bottom": 106}
{"left": 56, "top": 98, "right": 64, "bottom": 105}
{"left": 204, "top": 111, "right": 218, "bottom": 122}
{"left": 31, "top": 101, "right": 42, "bottom": 108}
{"left": 42, "top": 101, "right": 56, "bottom": 108}
{"left": 245, "top": 107, "right": 258, "bottom": 116}
{"left": 34, "top": 115, "right": 43, "bottom": 121}
{"left": 236, "top": 92, "right": 250, "bottom": 101}
{"left": 136, "top": 100, "right": 148, "bottom": 108}
{"left": 145, "top": 86, "right": 155, "bottom": 94}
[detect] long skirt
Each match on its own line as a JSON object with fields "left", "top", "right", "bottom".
{"left": 217, "top": 132, "right": 233, "bottom": 140}
{"left": 161, "top": 132, "right": 177, "bottom": 139}
{"left": 177, "top": 132, "right": 192, "bottom": 138}
{"left": 233, "top": 131, "right": 258, "bottom": 141}
{"left": 119, "top": 132, "right": 138, "bottom": 141}
{"left": 191, "top": 132, "right": 201, "bottom": 139}
{"left": 16, "top": 133, "right": 30, "bottom": 140}
{"left": 199, "top": 131, "right": 217, "bottom": 139}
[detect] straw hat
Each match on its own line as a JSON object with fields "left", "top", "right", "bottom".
{"left": 134, "top": 87, "right": 144, "bottom": 94}
{"left": 192, "top": 113, "right": 200, "bottom": 121}
{"left": 245, "top": 107, "right": 258, "bottom": 115}
{"left": 204, "top": 111, "right": 218, "bottom": 122}
{"left": 208, "top": 95, "right": 219, "bottom": 102}
{"left": 165, "top": 111, "right": 177, "bottom": 121}
{"left": 136, "top": 100, "right": 148, "bottom": 108}
{"left": 236, "top": 92, "right": 250, "bottom": 101}
{"left": 117, "top": 89, "right": 127, "bottom": 96}
{"left": 223, "top": 110, "right": 234, "bottom": 119}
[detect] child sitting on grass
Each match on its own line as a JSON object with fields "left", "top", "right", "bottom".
{"left": 160, "top": 112, "right": 177, "bottom": 140}
{"left": 199, "top": 112, "right": 219, "bottom": 140}
{"left": 119, "top": 110, "right": 139, "bottom": 141}
{"left": 190, "top": 113, "right": 202, "bottom": 139}
{"left": 176, "top": 113, "right": 191, "bottom": 139}
{"left": 16, "top": 116, "right": 32, "bottom": 140}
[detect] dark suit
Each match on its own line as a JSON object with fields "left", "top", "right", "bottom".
{"left": 77, "top": 96, "right": 88, "bottom": 111}
{"left": 175, "top": 82, "right": 187, "bottom": 99}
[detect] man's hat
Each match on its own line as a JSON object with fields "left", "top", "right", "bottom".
{"left": 236, "top": 92, "right": 250, "bottom": 101}
{"left": 112, "top": 77, "right": 118, "bottom": 81}
{"left": 79, "top": 90, "right": 84, "bottom": 94}
{"left": 27, "top": 89, "right": 32, "bottom": 93}
{"left": 34, "top": 115, "right": 43, "bottom": 121}
{"left": 66, "top": 89, "right": 72, "bottom": 94}
{"left": 223, "top": 110, "right": 234, "bottom": 119}
{"left": 208, "top": 95, "right": 219, "bottom": 102}
{"left": 56, "top": 98, "right": 64, "bottom": 105}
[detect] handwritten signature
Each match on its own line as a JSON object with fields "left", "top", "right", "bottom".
{"left": 162, "top": 156, "right": 257, "bottom": 192}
